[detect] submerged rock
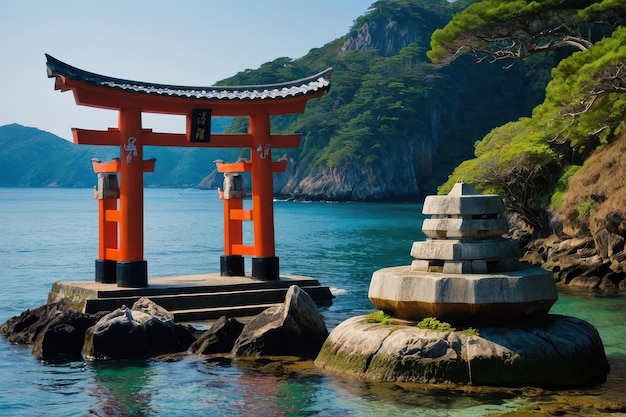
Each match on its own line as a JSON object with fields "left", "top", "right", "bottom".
{"left": 315, "top": 315, "right": 609, "bottom": 387}
{"left": 232, "top": 285, "right": 328, "bottom": 357}
{"left": 190, "top": 316, "right": 244, "bottom": 355}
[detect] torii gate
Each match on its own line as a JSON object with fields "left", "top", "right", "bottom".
{"left": 46, "top": 54, "right": 331, "bottom": 288}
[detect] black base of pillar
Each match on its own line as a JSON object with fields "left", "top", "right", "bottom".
{"left": 251, "top": 257, "right": 279, "bottom": 281}
{"left": 220, "top": 255, "right": 245, "bottom": 276}
{"left": 116, "top": 261, "right": 148, "bottom": 288}
{"left": 95, "top": 260, "right": 116, "bottom": 284}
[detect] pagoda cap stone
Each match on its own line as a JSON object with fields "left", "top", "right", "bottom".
{"left": 450, "top": 182, "right": 479, "bottom": 196}
{"left": 423, "top": 182, "right": 505, "bottom": 216}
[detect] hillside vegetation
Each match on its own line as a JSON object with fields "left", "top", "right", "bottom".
{"left": 428, "top": 0, "right": 626, "bottom": 289}
{"left": 218, "top": 0, "right": 559, "bottom": 200}
{"left": 435, "top": 2, "right": 625, "bottom": 232}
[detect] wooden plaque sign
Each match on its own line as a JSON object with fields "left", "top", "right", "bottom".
{"left": 190, "top": 108, "right": 212, "bottom": 142}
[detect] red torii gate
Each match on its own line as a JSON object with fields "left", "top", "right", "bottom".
{"left": 46, "top": 54, "right": 331, "bottom": 288}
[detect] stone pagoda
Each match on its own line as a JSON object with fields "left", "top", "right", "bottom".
{"left": 316, "top": 184, "right": 608, "bottom": 387}
{"left": 368, "top": 182, "right": 558, "bottom": 322}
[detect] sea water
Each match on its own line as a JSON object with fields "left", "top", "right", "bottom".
{"left": 0, "top": 188, "right": 625, "bottom": 416}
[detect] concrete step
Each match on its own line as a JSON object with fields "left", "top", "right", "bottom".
{"left": 172, "top": 303, "right": 280, "bottom": 322}
{"left": 83, "top": 285, "right": 332, "bottom": 319}
{"left": 91, "top": 278, "right": 328, "bottom": 299}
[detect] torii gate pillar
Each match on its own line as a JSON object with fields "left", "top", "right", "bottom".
{"left": 117, "top": 108, "right": 148, "bottom": 286}
{"left": 249, "top": 113, "right": 278, "bottom": 278}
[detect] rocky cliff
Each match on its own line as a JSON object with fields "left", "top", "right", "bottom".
{"left": 339, "top": 3, "right": 441, "bottom": 58}
{"left": 276, "top": 138, "right": 434, "bottom": 201}
{"left": 267, "top": 1, "right": 553, "bottom": 201}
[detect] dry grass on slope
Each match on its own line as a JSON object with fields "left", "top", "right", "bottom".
{"left": 557, "top": 130, "right": 626, "bottom": 238}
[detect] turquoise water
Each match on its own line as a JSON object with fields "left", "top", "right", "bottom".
{"left": 0, "top": 188, "right": 625, "bottom": 416}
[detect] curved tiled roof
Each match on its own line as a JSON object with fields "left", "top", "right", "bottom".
{"left": 45, "top": 54, "right": 332, "bottom": 101}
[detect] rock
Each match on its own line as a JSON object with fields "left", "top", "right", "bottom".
{"left": 599, "top": 276, "right": 616, "bottom": 291}
{"left": 82, "top": 299, "right": 184, "bottom": 360}
{"left": 175, "top": 323, "right": 199, "bottom": 352}
{"left": 190, "top": 316, "right": 244, "bottom": 354}
{"left": 521, "top": 250, "right": 544, "bottom": 266}
{"left": 131, "top": 297, "right": 172, "bottom": 318}
{"left": 552, "top": 238, "right": 593, "bottom": 259}
{"left": 0, "top": 302, "right": 72, "bottom": 345}
{"left": 559, "top": 260, "right": 588, "bottom": 284}
{"left": 82, "top": 307, "right": 150, "bottom": 360}
{"left": 232, "top": 285, "right": 328, "bottom": 357}
{"left": 131, "top": 297, "right": 181, "bottom": 355}
{"left": 32, "top": 310, "right": 98, "bottom": 360}
{"left": 315, "top": 315, "right": 609, "bottom": 387}
{"left": 594, "top": 228, "right": 625, "bottom": 259}
{"left": 568, "top": 275, "right": 601, "bottom": 289}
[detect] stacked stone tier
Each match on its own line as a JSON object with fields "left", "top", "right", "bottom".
{"left": 369, "top": 265, "right": 558, "bottom": 322}
{"left": 410, "top": 238, "right": 521, "bottom": 274}
{"left": 422, "top": 183, "right": 505, "bottom": 216}
{"left": 422, "top": 216, "right": 509, "bottom": 239}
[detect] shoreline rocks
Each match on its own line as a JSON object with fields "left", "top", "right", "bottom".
{"left": 522, "top": 233, "right": 626, "bottom": 291}
{"left": 0, "top": 302, "right": 102, "bottom": 360}
{"left": 1, "top": 285, "right": 328, "bottom": 362}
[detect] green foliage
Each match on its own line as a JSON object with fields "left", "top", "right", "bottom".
{"left": 577, "top": 0, "right": 626, "bottom": 22}
{"left": 365, "top": 310, "right": 394, "bottom": 325}
{"left": 577, "top": 196, "right": 599, "bottom": 220}
{"left": 428, "top": 0, "right": 624, "bottom": 65}
{"left": 535, "top": 26, "right": 626, "bottom": 150}
{"left": 416, "top": 317, "right": 455, "bottom": 332}
{"left": 441, "top": 118, "right": 561, "bottom": 197}
{"left": 550, "top": 165, "right": 582, "bottom": 209}
{"left": 462, "top": 327, "right": 480, "bottom": 337}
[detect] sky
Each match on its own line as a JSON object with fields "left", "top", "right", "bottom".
{"left": 0, "top": 0, "right": 373, "bottom": 141}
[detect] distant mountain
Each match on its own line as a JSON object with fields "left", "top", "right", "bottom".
{"left": 0, "top": 123, "right": 238, "bottom": 188}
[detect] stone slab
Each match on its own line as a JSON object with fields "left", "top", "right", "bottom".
{"left": 410, "top": 239, "right": 521, "bottom": 261}
{"left": 422, "top": 217, "right": 509, "bottom": 239}
{"left": 368, "top": 265, "right": 557, "bottom": 321}
{"left": 422, "top": 183, "right": 505, "bottom": 216}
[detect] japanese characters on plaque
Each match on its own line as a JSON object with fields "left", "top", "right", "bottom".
{"left": 190, "top": 108, "right": 212, "bottom": 142}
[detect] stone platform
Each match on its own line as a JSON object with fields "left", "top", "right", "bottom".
{"left": 369, "top": 264, "right": 558, "bottom": 322}
{"left": 48, "top": 274, "right": 333, "bottom": 322}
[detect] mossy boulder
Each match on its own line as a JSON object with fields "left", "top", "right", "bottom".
{"left": 315, "top": 315, "right": 609, "bottom": 387}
